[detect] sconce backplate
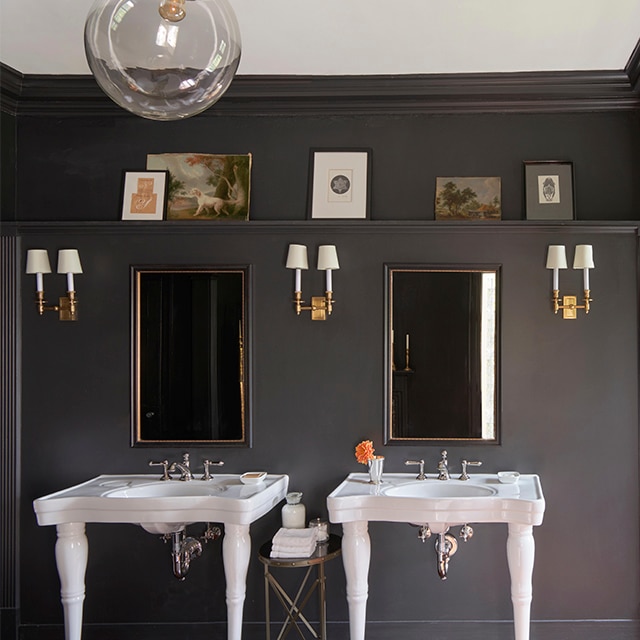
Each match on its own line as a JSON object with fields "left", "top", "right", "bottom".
{"left": 562, "top": 295, "right": 577, "bottom": 320}
{"left": 311, "top": 296, "right": 328, "bottom": 321}
{"left": 58, "top": 296, "right": 77, "bottom": 321}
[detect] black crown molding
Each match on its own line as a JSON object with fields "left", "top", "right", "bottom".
{"left": 2, "top": 53, "right": 640, "bottom": 118}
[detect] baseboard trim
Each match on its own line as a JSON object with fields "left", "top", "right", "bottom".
{"left": 18, "top": 619, "right": 640, "bottom": 640}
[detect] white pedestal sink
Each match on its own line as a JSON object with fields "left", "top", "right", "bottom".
{"left": 327, "top": 472, "right": 545, "bottom": 640}
{"left": 33, "top": 473, "right": 289, "bottom": 640}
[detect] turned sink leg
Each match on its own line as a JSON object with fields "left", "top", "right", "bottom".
{"left": 342, "top": 520, "right": 370, "bottom": 640}
{"left": 55, "top": 522, "right": 88, "bottom": 640}
{"left": 507, "top": 523, "right": 535, "bottom": 640}
{"left": 222, "top": 523, "right": 251, "bottom": 640}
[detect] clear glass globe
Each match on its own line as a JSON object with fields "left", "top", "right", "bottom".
{"left": 84, "top": 0, "right": 241, "bottom": 120}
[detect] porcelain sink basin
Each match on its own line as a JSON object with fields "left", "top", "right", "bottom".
{"left": 34, "top": 473, "right": 289, "bottom": 535}
{"left": 383, "top": 481, "right": 496, "bottom": 498}
{"left": 104, "top": 479, "right": 255, "bottom": 499}
{"left": 327, "top": 473, "right": 545, "bottom": 531}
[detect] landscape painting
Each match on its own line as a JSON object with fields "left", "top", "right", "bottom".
{"left": 435, "top": 177, "right": 501, "bottom": 220}
{"left": 147, "top": 153, "right": 251, "bottom": 221}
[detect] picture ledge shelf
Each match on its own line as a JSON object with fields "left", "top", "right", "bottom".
{"left": 4, "top": 220, "right": 639, "bottom": 237}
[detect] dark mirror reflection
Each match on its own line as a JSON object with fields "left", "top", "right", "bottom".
{"left": 385, "top": 266, "right": 500, "bottom": 443}
{"left": 133, "top": 268, "right": 249, "bottom": 446}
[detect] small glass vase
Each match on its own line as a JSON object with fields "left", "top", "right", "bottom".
{"left": 368, "top": 456, "right": 385, "bottom": 484}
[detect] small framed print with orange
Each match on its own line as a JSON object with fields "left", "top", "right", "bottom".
{"left": 121, "top": 170, "right": 168, "bottom": 220}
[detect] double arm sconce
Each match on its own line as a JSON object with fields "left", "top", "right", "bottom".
{"left": 26, "top": 249, "right": 83, "bottom": 321}
{"left": 546, "top": 244, "right": 594, "bottom": 319}
{"left": 286, "top": 244, "right": 339, "bottom": 320}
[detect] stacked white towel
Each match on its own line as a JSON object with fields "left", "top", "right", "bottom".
{"left": 270, "top": 527, "right": 318, "bottom": 558}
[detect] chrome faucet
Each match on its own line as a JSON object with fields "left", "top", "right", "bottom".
{"left": 169, "top": 453, "right": 194, "bottom": 481}
{"left": 437, "top": 450, "right": 450, "bottom": 481}
{"left": 405, "top": 459, "right": 426, "bottom": 480}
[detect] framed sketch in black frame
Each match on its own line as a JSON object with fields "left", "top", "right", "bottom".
{"left": 308, "top": 148, "right": 372, "bottom": 219}
{"left": 524, "top": 161, "right": 575, "bottom": 220}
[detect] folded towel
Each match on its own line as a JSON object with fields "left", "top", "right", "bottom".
{"left": 270, "top": 549, "right": 316, "bottom": 558}
{"left": 270, "top": 527, "right": 318, "bottom": 558}
{"left": 273, "top": 527, "right": 317, "bottom": 542}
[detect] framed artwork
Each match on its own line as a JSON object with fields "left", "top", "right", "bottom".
{"left": 524, "top": 161, "right": 574, "bottom": 220}
{"left": 435, "top": 177, "right": 501, "bottom": 220}
{"left": 308, "top": 149, "right": 371, "bottom": 219}
{"left": 146, "top": 153, "right": 252, "bottom": 220}
{"left": 121, "top": 171, "right": 168, "bottom": 220}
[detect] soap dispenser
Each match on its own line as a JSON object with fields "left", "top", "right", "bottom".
{"left": 281, "top": 492, "right": 306, "bottom": 528}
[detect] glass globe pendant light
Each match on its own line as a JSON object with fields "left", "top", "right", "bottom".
{"left": 84, "top": 0, "right": 241, "bottom": 120}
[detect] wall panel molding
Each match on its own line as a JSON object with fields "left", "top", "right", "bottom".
{"left": 0, "top": 235, "right": 20, "bottom": 611}
{"left": 1, "top": 62, "right": 639, "bottom": 118}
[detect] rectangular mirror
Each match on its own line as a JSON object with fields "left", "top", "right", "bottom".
{"left": 132, "top": 267, "right": 250, "bottom": 446}
{"left": 384, "top": 265, "right": 500, "bottom": 444}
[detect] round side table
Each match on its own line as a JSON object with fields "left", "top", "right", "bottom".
{"left": 258, "top": 533, "right": 342, "bottom": 640}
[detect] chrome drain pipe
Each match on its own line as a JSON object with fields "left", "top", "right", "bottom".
{"left": 435, "top": 532, "right": 458, "bottom": 580}
{"left": 170, "top": 530, "right": 203, "bottom": 580}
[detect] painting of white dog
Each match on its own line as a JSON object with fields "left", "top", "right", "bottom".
{"left": 147, "top": 153, "right": 251, "bottom": 220}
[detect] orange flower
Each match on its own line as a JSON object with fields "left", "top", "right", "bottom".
{"left": 355, "top": 440, "right": 375, "bottom": 465}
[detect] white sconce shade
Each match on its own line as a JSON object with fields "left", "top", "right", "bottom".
{"left": 286, "top": 245, "right": 309, "bottom": 270}
{"left": 57, "top": 250, "right": 83, "bottom": 274}
{"left": 545, "top": 245, "right": 567, "bottom": 270}
{"left": 57, "top": 249, "right": 83, "bottom": 292}
{"left": 26, "top": 249, "right": 52, "bottom": 275}
{"left": 317, "top": 245, "right": 340, "bottom": 271}
{"left": 573, "top": 245, "right": 595, "bottom": 270}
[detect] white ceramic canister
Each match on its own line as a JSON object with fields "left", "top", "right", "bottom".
{"left": 281, "top": 491, "right": 306, "bottom": 528}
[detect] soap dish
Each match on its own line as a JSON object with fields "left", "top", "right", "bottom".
{"left": 497, "top": 471, "right": 520, "bottom": 484}
{"left": 241, "top": 471, "right": 267, "bottom": 485}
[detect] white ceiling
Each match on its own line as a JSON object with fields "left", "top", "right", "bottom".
{"left": 1, "top": 0, "right": 639, "bottom": 77}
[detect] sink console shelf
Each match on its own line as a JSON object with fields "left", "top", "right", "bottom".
{"left": 327, "top": 472, "right": 545, "bottom": 640}
{"left": 33, "top": 473, "right": 289, "bottom": 640}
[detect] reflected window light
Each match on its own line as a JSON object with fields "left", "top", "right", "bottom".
{"left": 155, "top": 23, "right": 179, "bottom": 49}
{"left": 480, "top": 272, "right": 496, "bottom": 440}
{"left": 207, "top": 53, "right": 223, "bottom": 72}
{"left": 179, "top": 78, "right": 197, "bottom": 90}
{"left": 112, "top": 1, "right": 134, "bottom": 30}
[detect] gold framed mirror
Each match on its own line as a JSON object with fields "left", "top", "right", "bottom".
{"left": 132, "top": 266, "right": 250, "bottom": 447}
{"left": 384, "top": 264, "right": 500, "bottom": 444}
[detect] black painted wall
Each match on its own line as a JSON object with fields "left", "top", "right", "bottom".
{"left": 9, "top": 106, "right": 640, "bottom": 634}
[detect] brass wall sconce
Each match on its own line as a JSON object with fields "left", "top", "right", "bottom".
{"left": 546, "top": 244, "right": 594, "bottom": 319}
{"left": 286, "top": 244, "right": 339, "bottom": 320}
{"left": 26, "top": 249, "right": 83, "bottom": 321}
